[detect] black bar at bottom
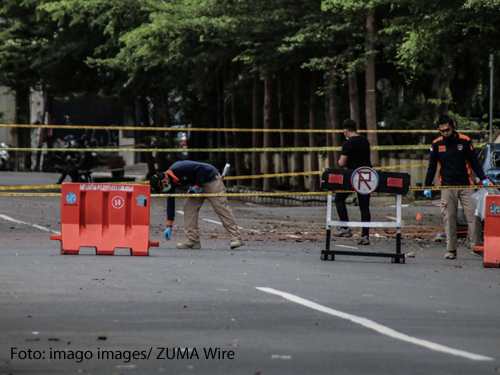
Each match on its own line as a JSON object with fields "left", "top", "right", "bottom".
{"left": 321, "top": 249, "right": 405, "bottom": 263}
{"left": 325, "top": 229, "right": 331, "bottom": 251}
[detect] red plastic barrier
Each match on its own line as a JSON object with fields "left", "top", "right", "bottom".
{"left": 473, "top": 194, "right": 500, "bottom": 268}
{"left": 50, "top": 183, "right": 159, "bottom": 256}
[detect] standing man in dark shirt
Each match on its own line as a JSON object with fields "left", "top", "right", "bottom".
{"left": 150, "top": 160, "right": 244, "bottom": 250}
{"left": 424, "top": 115, "right": 490, "bottom": 260}
{"left": 333, "top": 119, "right": 372, "bottom": 245}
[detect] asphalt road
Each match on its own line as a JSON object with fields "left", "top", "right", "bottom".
{"left": 0, "top": 172, "right": 499, "bottom": 375}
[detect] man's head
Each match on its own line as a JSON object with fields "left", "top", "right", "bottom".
{"left": 149, "top": 172, "right": 171, "bottom": 194}
{"left": 341, "top": 119, "right": 357, "bottom": 138}
{"left": 75, "top": 138, "right": 85, "bottom": 148}
{"left": 437, "top": 115, "right": 455, "bottom": 139}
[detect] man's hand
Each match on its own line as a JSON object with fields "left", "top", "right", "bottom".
{"left": 482, "top": 179, "right": 491, "bottom": 186}
{"left": 423, "top": 190, "right": 432, "bottom": 198}
{"left": 188, "top": 186, "right": 203, "bottom": 194}
{"left": 164, "top": 226, "right": 172, "bottom": 240}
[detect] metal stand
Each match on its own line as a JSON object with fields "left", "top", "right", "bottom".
{"left": 320, "top": 193, "right": 405, "bottom": 263}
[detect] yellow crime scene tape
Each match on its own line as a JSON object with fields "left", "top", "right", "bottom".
{"left": 0, "top": 170, "right": 497, "bottom": 197}
{"left": 0, "top": 135, "right": 490, "bottom": 197}
{"left": 0, "top": 124, "right": 492, "bottom": 197}
{"left": 0, "top": 163, "right": 429, "bottom": 192}
{"left": 0, "top": 123, "right": 489, "bottom": 133}
{"left": 0, "top": 144, "right": 487, "bottom": 153}
{"left": 0, "top": 161, "right": 473, "bottom": 193}
{"left": 0, "top": 185, "right": 498, "bottom": 197}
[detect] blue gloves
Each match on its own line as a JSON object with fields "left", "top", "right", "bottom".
{"left": 482, "top": 179, "right": 491, "bottom": 186}
{"left": 188, "top": 186, "right": 203, "bottom": 194}
{"left": 423, "top": 190, "right": 432, "bottom": 198}
{"left": 164, "top": 226, "right": 172, "bottom": 240}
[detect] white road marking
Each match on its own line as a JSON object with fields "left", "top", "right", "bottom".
{"left": 175, "top": 210, "right": 244, "bottom": 229}
{"left": 256, "top": 287, "right": 494, "bottom": 361}
{"left": 335, "top": 244, "right": 359, "bottom": 250}
{"left": 271, "top": 355, "right": 292, "bottom": 360}
{"left": 0, "top": 214, "right": 61, "bottom": 235}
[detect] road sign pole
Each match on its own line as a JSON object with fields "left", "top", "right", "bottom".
{"left": 489, "top": 52, "right": 494, "bottom": 144}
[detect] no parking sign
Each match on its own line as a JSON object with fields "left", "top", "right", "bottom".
{"left": 350, "top": 167, "right": 379, "bottom": 195}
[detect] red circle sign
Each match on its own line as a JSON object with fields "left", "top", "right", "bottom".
{"left": 350, "top": 167, "right": 379, "bottom": 195}
{"left": 111, "top": 196, "right": 125, "bottom": 209}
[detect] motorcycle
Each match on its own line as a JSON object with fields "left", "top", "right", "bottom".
{"left": 44, "top": 135, "right": 78, "bottom": 173}
{"left": 0, "top": 142, "right": 11, "bottom": 171}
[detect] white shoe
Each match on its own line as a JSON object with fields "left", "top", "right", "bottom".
{"left": 176, "top": 241, "right": 201, "bottom": 249}
{"left": 444, "top": 250, "right": 456, "bottom": 260}
{"left": 357, "top": 235, "right": 370, "bottom": 245}
{"left": 230, "top": 239, "right": 244, "bottom": 249}
{"left": 333, "top": 228, "right": 352, "bottom": 237}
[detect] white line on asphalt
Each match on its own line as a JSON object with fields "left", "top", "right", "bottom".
{"left": 335, "top": 244, "right": 359, "bottom": 250}
{"left": 256, "top": 287, "right": 494, "bottom": 361}
{"left": 0, "top": 214, "right": 61, "bottom": 235}
{"left": 175, "top": 210, "right": 244, "bottom": 229}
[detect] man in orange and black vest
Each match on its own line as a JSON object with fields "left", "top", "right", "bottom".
{"left": 150, "top": 160, "right": 243, "bottom": 250}
{"left": 424, "top": 115, "right": 490, "bottom": 260}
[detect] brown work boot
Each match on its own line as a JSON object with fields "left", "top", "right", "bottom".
{"left": 230, "top": 239, "right": 244, "bottom": 249}
{"left": 444, "top": 250, "right": 457, "bottom": 260}
{"left": 176, "top": 240, "right": 201, "bottom": 249}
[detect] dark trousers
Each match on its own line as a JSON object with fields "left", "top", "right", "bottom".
{"left": 334, "top": 192, "right": 371, "bottom": 237}
{"left": 57, "top": 165, "right": 79, "bottom": 184}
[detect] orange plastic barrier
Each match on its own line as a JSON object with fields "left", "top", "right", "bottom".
{"left": 473, "top": 195, "right": 500, "bottom": 268}
{"left": 51, "top": 183, "right": 159, "bottom": 256}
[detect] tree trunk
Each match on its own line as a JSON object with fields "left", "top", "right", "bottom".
{"left": 277, "top": 72, "right": 289, "bottom": 188}
{"left": 142, "top": 98, "right": 156, "bottom": 178}
{"left": 155, "top": 89, "right": 172, "bottom": 172}
{"left": 231, "top": 87, "right": 244, "bottom": 185}
{"left": 39, "top": 93, "right": 54, "bottom": 172}
{"left": 348, "top": 52, "right": 360, "bottom": 125}
{"left": 365, "top": 8, "right": 379, "bottom": 167}
{"left": 252, "top": 73, "right": 262, "bottom": 189}
{"left": 325, "top": 94, "right": 334, "bottom": 166}
{"left": 216, "top": 70, "right": 224, "bottom": 156}
{"left": 329, "top": 78, "right": 342, "bottom": 167}
{"left": 191, "top": 101, "right": 207, "bottom": 161}
{"left": 223, "top": 63, "right": 233, "bottom": 185}
{"left": 440, "top": 73, "right": 451, "bottom": 116}
{"left": 263, "top": 76, "right": 274, "bottom": 192}
{"left": 293, "top": 66, "right": 305, "bottom": 190}
{"left": 14, "top": 86, "right": 31, "bottom": 171}
{"left": 309, "top": 72, "right": 320, "bottom": 192}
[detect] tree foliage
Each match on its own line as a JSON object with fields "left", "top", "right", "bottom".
{"left": 2, "top": 0, "right": 500, "bottom": 179}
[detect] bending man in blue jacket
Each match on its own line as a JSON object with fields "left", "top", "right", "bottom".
{"left": 150, "top": 160, "right": 244, "bottom": 250}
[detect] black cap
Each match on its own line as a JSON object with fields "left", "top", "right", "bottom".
{"left": 149, "top": 172, "right": 166, "bottom": 194}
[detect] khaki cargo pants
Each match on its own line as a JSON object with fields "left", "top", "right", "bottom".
{"left": 441, "top": 189, "right": 482, "bottom": 251}
{"left": 184, "top": 175, "right": 241, "bottom": 243}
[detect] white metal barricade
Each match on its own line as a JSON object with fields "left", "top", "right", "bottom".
{"left": 321, "top": 193, "right": 405, "bottom": 263}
